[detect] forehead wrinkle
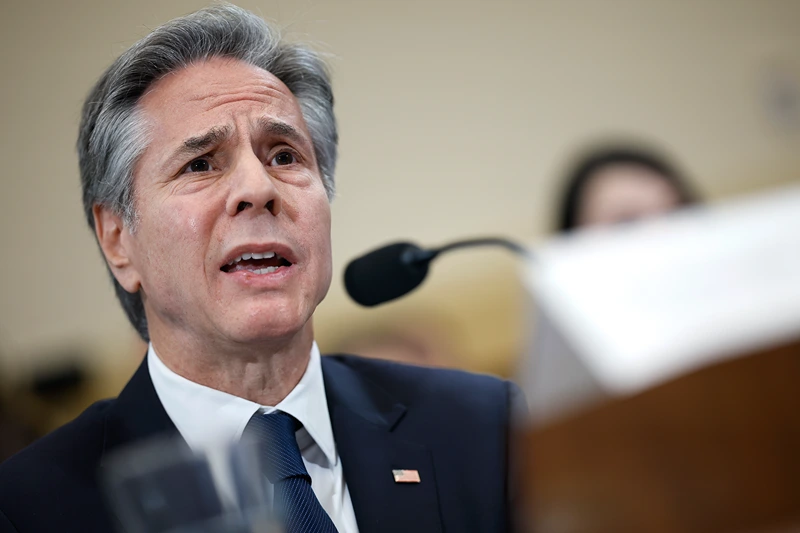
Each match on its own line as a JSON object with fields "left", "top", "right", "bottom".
{"left": 192, "top": 83, "right": 293, "bottom": 108}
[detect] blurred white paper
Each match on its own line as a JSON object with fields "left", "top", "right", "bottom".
{"left": 528, "top": 184, "right": 800, "bottom": 398}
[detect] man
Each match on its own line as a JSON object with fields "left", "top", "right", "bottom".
{"left": 0, "top": 5, "right": 521, "bottom": 532}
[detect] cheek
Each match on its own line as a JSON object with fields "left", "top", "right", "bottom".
{"left": 314, "top": 202, "right": 333, "bottom": 288}
{"left": 139, "top": 203, "right": 212, "bottom": 280}
{"left": 161, "top": 210, "right": 205, "bottom": 254}
{"left": 311, "top": 197, "right": 332, "bottom": 250}
{"left": 295, "top": 193, "right": 332, "bottom": 281}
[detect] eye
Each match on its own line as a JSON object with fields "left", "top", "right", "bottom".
{"left": 185, "top": 158, "right": 211, "bottom": 173}
{"left": 271, "top": 151, "right": 296, "bottom": 166}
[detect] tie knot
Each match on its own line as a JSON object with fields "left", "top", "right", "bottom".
{"left": 246, "top": 411, "right": 309, "bottom": 483}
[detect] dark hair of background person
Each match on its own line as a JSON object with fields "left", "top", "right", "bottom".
{"left": 557, "top": 146, "right": 699, "bottom": 232}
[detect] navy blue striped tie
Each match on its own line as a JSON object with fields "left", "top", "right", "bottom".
{"left": 246, "top": 411, "right": 339, "bottom": 533}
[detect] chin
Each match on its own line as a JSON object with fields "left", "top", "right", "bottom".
{"left": 218, "top": 292, "right": 322, "bottom": 345}
{"left": 224, "top": 313, "right": 310, "bottom": 346}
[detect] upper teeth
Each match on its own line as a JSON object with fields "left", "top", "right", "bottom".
{"left": 228, "top": 251, "right": 276, "bottom": 265}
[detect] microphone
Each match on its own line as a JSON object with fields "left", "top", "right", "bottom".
{"left": 344, "top": 237, "right": 529, "bottom": 307}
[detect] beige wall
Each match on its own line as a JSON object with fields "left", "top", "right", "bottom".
{"left": 1, "top": 0, "right": 799, "bottom": 379}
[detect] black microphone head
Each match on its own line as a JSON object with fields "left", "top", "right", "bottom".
{"left": 344, "top": 242, "right": 431, "bottom": 306}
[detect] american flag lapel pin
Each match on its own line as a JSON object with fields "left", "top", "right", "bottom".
{"left": 392, "top": 469, "right": 421, "bottom": 483}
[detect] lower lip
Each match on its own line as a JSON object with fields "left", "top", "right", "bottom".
{"left": 222, "top": 265, "right": 295, "bottom": 288}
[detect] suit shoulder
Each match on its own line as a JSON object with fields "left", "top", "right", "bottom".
{"left": 323, "top": 354, "right": 514, "bottom": 413}
{"left": 0, "top": 399, "right": 112, "bottom": 490}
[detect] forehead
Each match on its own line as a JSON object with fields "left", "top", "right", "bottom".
{"left": 137, "top": 57, "right": 308, "bottom": 139}
{"left": 587, "top": 164, "right": 677, "bottom": 198}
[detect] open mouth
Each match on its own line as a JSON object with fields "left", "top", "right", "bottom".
{"left": 220, "top": 251, "right": 293, "bottom": 274}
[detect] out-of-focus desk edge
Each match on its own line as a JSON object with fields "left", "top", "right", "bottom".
{"left": 518, "top": 338, "right": 800, "bottom": 533}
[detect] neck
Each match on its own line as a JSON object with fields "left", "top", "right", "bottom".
{"left": 149, "top": 325, "right": 314, "bottom": 406}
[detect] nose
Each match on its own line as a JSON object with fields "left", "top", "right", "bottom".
{"left": 225, "top": 150, "right": 282, "bottom": 217}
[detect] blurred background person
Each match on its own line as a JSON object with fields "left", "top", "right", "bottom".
{"left": 557, "top": 144, "right": 700, "bottom": 232}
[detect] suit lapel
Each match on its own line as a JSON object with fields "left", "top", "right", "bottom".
{"left": 322, "top": 356, "right": 443, "bottom": 533}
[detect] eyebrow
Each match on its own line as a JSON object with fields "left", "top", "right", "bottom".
{"left": 256, "top": 117, "right": 311, "bottom": 151}
{"left": 170, "top": 125, "right": 232, "bottom": 162}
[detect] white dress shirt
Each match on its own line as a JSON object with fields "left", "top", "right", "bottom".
{"left": 148, "top": 342, "right": 360, "bottom": 533}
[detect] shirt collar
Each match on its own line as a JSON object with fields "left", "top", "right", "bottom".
{"left": 147, "top": 341, "right": 337, "bottom": 467}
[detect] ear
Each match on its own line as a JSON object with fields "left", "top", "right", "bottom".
{"left": 93, "top": 204, "right": 142, "bottom": 294}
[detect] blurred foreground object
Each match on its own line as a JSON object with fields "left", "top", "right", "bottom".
{"left": 103, "top": 437, "right": 275, "bottom": 533}
{"left": 518, "top": 185, "right": 800, "bottom": 532}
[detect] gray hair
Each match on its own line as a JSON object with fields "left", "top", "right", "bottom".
{"left": 77, "top": 3, "right": 338, "bottom": 341}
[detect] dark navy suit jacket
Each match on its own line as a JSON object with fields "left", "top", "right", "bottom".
{"left": 0, "top": 354, "right": 519, "bottom": 532}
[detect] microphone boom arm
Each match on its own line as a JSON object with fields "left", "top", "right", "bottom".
{"left": 404, "top": 237, "right": 531, "bottom": 265}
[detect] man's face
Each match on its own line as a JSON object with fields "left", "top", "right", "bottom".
{"left": 117, "top": 57, "right": 332, "bottom": 349}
